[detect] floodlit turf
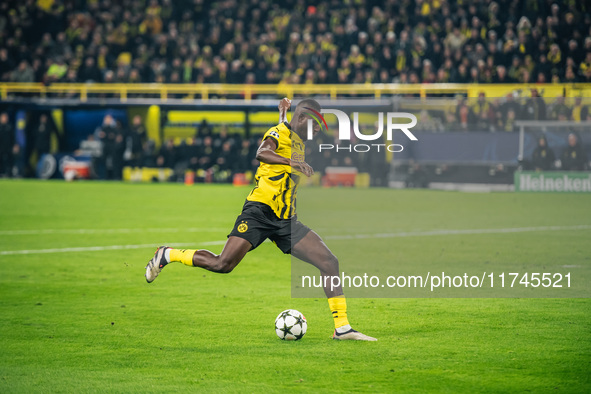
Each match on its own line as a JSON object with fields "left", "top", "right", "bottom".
{"left": 0, "top": 180, "right": 589, "bottom": 392}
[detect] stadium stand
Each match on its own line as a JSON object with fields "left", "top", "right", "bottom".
{"left": 0, "top": 0, "right": 590, "bottom": 184}
{"left": 0, "top": 0, "right": 589, "bottom": 85}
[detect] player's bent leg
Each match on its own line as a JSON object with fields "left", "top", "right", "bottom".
{"left": 145, "top": 237, "right": 252, "bottom": 283}
{"left": 291, "top": 230, "right": 342, "bottom": 298}
{"left": 192, "top": 236, "right": 252, "bottom": 273}
{"left": 292, "top": 230, "right": 377, "bottom": 341}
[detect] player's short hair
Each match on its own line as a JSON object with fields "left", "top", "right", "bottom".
{"left": 294, "top": 98, "right": 321, "bottom": 115}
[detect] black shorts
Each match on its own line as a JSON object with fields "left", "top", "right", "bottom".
{"left": 228, "top": 201, "right": 311, "bottom": 254}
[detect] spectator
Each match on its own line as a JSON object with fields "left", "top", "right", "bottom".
{"left": 444, "top": 27, "right": 465, "bottom": 52}
{"left": 10, "top": 60, "right": 34, "bottom": 83}
{"left": 112, "top": 120, "right": 126, "bottom": 180}
{"left": 94, "top": 114, "right": 121, "bottom": 180}
{"left": 235, "top": 138, "right": 257, "bottom": 173}
{"left": 213, "top": 126, "right": 231, "bottom": 150}
{"left": 471, "top": 92, "right": 494, "bottom": 131}
{"left": 579, "top": 52, "right": 591, "bottom": 80}
{"left": 45, "top": 57, "right": 68, "bottom": 83}
{"left": 455, "top": 97, "right": 475, "bottom": 131}
{"left": 33, "top": 114, "right": 55, "bottom": 158}
{"left": 522, "top": 89, "right": 546, "bottom": 121}
{"left": 195, "top": 119, "right": 212, "bottom": 140}
{"left": 549, "top": 96, "right": 571, "bottom": 120}
{"left": 502, "top": 108, "right": 518, "bottom": 132}
{"left": 547, "top": 44, "right": 562, "bottom": 68}
{"left": 571, "top": 97, "right": 589, "bottom": 122}
{"left": 0, "top": 112, "right": 17, "bottom": 177}
{"left": 531, "top": 136, "right": 555, "bottom": 171}
{"left": 535, "top": 54, "right": 552, "bottom": 80}
{"left": 0, "top": 48, "right": 14, "bottom": 81}
{"left": 157, "top": 139, "right": 177, "bottom": 168}
{"left": 416, "top": 110, "right": 441, "bottom": 132}
{"left": 78, "top": 57, "right": 102, "bottom": 83}
{"left": 444, "top": 111, "right": 459, "bottom": 132}
{"left": 198, "top": 135, "right": 217, "bottom": 170}
{"left": 215, "top": 140, "right": 235, "bottom": 182}
{"left": 500, "top": 94, "right": 522, "bottom": 120}
{"left": 560, "top": 133, "right": 588, "bottom": 171}
{"left": 125, "top": 115, "right": 147, "bottom": 168}
{"left": 185, "top": 137, "right": 200, "bottom": 171}
{"left": 493, "top": 65, "right": 513, "bottom": 83}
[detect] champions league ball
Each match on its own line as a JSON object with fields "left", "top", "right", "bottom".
{"left": 275, "top": 309, "right": 307, "bottom": 340}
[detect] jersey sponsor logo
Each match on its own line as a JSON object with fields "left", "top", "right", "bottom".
{"left": 237, "top": 221, "right": 248, "bottom": 233}
{"left": 291, "top": 152, "right": 305, "bottom": 162}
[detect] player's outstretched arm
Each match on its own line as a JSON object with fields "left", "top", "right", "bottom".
{"left": 278, "top": 97, "right": 291, "bottom": 123}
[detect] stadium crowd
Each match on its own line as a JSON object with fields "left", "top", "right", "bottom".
{"left": 0, "top": 0, "right": 590, "bottom": 85}
{"left": 415, "top": 93, "right": 591, "bottom": 132}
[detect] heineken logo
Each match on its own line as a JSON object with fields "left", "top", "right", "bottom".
{"left": 516, "top": 172, "right": 591, "bottom": 192}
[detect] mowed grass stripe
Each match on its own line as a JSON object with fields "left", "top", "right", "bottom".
{"left": 1, "top": 224, "right": 589, "bottom": 255}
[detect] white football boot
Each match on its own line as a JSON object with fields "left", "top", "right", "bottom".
{"left": 333, "top": 328, "right": 377, "bottom": 341}
{"left": 145, "top": 246, "right": 170, "bottom": 283}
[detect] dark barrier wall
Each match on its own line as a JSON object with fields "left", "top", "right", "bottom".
{"left": 397, "top": 132, "right": 520, "bottom": 164}
{"left": 393, "top": 131, "right": 591, "bottom": 165}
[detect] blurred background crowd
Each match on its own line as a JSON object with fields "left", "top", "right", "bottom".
{"left": 2, "top": 105, "right": 585, "bottom": 180}
{"left": 1, "top": 0, "right": 590, "bottom": 180}
{"left": 1, "top": 0, "right": 590, "bottom": 85}
{"left": 88, "top": 116, "right": 263, "bottom": 181}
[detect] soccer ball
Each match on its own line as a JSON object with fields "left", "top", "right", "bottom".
{"left": 274, "top": 309, "right": 307, "bottom": 340}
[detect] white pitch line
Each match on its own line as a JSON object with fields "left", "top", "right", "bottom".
{"left": 0, "top": 241, "right": 226, "bottom": 256}
{"left": 323, "top": 224, "right": 591, "bottom": 241}
{"left": 0, "top": 227, "right": 228, "bottom": 236}
{"left": 0, "top": 224, "right": 589, "bottom": 256}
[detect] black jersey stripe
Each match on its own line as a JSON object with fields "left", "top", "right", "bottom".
{"left": 279, "top": 174, "right": 291, "bottom": 219}
{"left": 288, "top": 174, "right": 299, "bottom": 218}
{"left": 269, "top": 173, "right": 286, "bottom": 181}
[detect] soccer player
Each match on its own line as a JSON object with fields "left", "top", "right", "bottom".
{"left": 145, "top": 98, "right": 376, "bottom": 341}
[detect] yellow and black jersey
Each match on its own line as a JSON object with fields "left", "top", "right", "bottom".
{"left": 247, "top": 122, "right": 305, "bottom": 219}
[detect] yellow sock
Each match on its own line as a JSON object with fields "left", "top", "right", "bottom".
{"left": 328, "top": 295, "right": 350, "bottom": 329}
{"left": 169, "top": 249, "right": 197, "bottom": 266}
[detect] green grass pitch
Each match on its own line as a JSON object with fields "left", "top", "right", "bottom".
{"left": 0, "top": 180, "right": 589, "bottom": 392}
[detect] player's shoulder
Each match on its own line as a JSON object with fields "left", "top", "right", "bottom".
{"left": 265, "top": 122, "right": 290, "bottom": 141}
{"left": 266, "top": 122, "right": 290, "bottom": 134}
